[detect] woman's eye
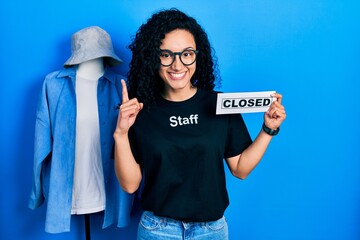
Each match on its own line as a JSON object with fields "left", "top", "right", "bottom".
{"left": 182, "top": 51, "right": 192, "bottom": 57}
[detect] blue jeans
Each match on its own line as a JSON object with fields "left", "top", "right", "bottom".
{"left": 137, "top": 211, "right": 228, "bottom": 240}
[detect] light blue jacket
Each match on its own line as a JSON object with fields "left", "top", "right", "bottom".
{"left": 28, "top": 67, "right": 133, "bottom": 233}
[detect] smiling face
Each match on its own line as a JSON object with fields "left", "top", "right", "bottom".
{"left": 158, "top": 29, "right": 197, "bottom": 100}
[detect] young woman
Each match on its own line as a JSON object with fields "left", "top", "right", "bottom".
{"left": 114, "top": 8, "right": 286, "bottom": 240}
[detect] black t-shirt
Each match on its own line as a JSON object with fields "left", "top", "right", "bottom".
{"left": 129, "top": 89, "right": 252, "bottom": 222}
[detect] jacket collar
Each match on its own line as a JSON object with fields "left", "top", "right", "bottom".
{"left": 56, "top": 66, "right": 117, "bottom": 83}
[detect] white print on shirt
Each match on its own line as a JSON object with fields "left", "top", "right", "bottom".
{"left": 169, "top": 114, "right": 199, "bottom": 127}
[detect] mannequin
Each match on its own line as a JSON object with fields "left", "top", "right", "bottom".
{"left": 29, "top": 26, "right": 133, "bottom": 234}
{"left": 76, "top": 58, "right": 104, "bottom": 80}
{"left": 73, "top": 58, "right": 105, "bottom": 240}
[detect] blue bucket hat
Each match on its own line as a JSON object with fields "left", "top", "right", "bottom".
{"left": 64, "top": 26, "right": 122, "bottom": 67}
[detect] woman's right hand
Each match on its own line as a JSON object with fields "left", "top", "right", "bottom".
{"left": 114, "top": 79, "right": 143, "bottom": 136}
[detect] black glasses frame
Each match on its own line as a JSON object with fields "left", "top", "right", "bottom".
{"left": 159, "top": 49, "right": 199, "bottom": 67}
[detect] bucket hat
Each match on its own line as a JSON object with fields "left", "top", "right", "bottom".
{"left": 64, "top": 26, "right": 122, "bottom": 67}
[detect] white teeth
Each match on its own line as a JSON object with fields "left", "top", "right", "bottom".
{"left": 170, "top": 72, "right": 185, "bottom": 78}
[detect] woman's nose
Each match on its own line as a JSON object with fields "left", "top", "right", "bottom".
{"left": 171, "top": 55, "right": 183, "bottom": 69}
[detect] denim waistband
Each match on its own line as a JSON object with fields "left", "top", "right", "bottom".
{"left": 142, "top": 211, "right": 224, "bottom": 228}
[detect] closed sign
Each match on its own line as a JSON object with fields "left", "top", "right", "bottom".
{"left": 216, "top": 91, "right": 276, "bottom": 114}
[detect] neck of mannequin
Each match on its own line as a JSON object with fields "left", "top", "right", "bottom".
{"left": 76, "top": 58, "right": 105, "bottom": 80}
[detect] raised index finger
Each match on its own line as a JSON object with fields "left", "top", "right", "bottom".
{"left": 121, "top": 79, "right": 129, "bottom": 102}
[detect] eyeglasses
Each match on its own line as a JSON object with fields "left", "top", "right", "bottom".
{"left": 160, "top": 49, "right": 199, "bottom": 67}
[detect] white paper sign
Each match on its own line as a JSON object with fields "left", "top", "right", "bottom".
{"left": 216, "top": 91, "right": 276, "bottom": 114}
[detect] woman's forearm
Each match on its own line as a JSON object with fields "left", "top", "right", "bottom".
{"left": 230, "top": 129, "right": 273, "bottom": 179}
{"left": 113, "top": 132, "right": 142, "bottom": 194}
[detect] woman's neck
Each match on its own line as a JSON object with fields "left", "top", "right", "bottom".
{"left": 76, "top": 58, "right": 105, "bottom": 80}
{"left": 162, "top": 86, "right": 197, "bottom": 102}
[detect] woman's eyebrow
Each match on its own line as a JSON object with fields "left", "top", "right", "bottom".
{"left": 160, "top": 47, "right": 196, "bottom": 52}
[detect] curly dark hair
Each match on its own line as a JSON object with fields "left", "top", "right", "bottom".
{"left": 127, "top": 8, "right": 221, "bottom": 105}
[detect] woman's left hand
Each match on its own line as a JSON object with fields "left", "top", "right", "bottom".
{"left": 264, "top": 93, "right": 286, "bottom": 130}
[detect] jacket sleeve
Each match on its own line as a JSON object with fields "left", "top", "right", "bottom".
{"left": 28, "top": 79, "right": 53, "bottom": 209}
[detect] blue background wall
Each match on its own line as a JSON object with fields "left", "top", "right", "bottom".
{"left": 1, "top": 1, "right": 359, "bottom": 239}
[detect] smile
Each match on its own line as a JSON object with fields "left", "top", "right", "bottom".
{"left": 169, "top": 72, "right": 186, "bottom": 79}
